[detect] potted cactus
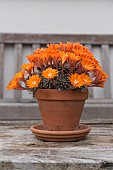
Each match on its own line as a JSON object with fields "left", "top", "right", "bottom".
{"left": 6, "top": 42, "right": 108, "bottom": 141}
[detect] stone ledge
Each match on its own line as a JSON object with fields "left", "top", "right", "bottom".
{"left": 0, "top": 102, "right": 113, "bottom": 121}
{"left": 0, "top": 121, "right": 113, "bottom": 170}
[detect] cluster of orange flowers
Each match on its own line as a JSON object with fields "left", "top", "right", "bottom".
{"left": 6, "top": 42, "right": 108, "bottom": 92}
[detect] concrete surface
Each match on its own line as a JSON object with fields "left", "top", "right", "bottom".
{"left": 0, "top": 121, "right": 113, "bottom": 170}
{"left": 0, "top": 100, "right": 113, "bottom": 121}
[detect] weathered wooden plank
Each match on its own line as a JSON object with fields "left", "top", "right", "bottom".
{"left": 0, "top": 44, "right": 4, "bottom": 98}
{"left": 85, "top": 45, "right": 94, "bottom": 99}
{"left": 14, "top": 44, "right": 23, "bottom": 71}
{"left": 101, "top": 45, "right": 111, "bottom": 99}
{"left": 0, "top": 121, "right": 113, "bottom": 170}
{"left": 1, "top": 34, "right": 113, "bottom": 44}
{"left": 85, "top": 44, "right": 92, "bottom": 51}
{"left": 32, "top": 44, "right": 40, "bottom": 51}
{"left": 14, "top": 44, "right": 23, "bottom": 100}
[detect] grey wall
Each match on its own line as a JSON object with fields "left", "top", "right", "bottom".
{"left": 0, "top": 0, "right": 113, "bottom": 34}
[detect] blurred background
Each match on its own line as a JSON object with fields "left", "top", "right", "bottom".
{"left": 0, "top": 0, "right": 113, "bottom": 34}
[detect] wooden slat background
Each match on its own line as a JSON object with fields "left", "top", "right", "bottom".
{"left": 101, "top": 45, "right": 111, "bottom": 99}
{"left": 0, "top": 34, "right": 113, "bottom": 44}
{"left": 0, "top": 44, "right": 4, "bottom": 98}
{"left": 0, "top": 33, "right": 113, "bottom": 101}
{"left": 14, "top": 44, "right": 23, "bottom": 100}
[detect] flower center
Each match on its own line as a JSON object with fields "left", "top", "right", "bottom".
{"left": 32, "top": 81, "right": 37, "bottom": 85}
{"left": 84, "top": 79, "right": 87, "bottom": 82}
{"left": 74, "top": 79, "right": 78, "bottom": 84}
{"left": 48, "top": 73, "right": 52, "bottom": 77}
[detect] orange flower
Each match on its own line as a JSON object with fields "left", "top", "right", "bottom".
{"left": 42, "top": 68, "right": 58, "bottom": 79}
{"left": 39, "top": 53, "right": 49, "bottom": 61}
{"left": 59, "top": 42, "right": 66, "bottom": 51}
{"left": 68, "top": 53, "right": 81, "bottom": 61}
{"left": 81, "top": 58, "right": 94, "bottom": 71}
{"left": 33, "top": 48, "right": 43, "bottom": 55}
{"left": 6, "top": 79, "right": 22, "bottom": 90}
{"left": 99, "top": 69, "right": 108, "bottom": 79}
{"left": 81, "top": 73, "right": 92, "bottom": 86}
{"left": 47, "top": 43, "right": 59, "bottom": 50}
{"left": 92, "top": 57, "right": 99, "bottom": 65}
{"left": 21, "top": 63, "right": 34, "bottom": 72}
{"left": 59, "top": 51, "right": 68, "bottom": 64}
{"left": 69, "top": 73, "right": 84, "bottom": 88}
{"left": 14, "top": 71, "right": 24, "bottom": 80}
{"left": 65, "top": 42, "right": 73, "bottom": 52}
{"left": 26, "top": 75, "right": 41, "bottom": 88}
{"left": 27, "top": 54, "right": 38, "bottom": 63}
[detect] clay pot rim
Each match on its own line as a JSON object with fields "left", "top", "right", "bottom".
{"left": 35, "top": 88, "right": 88, "bottom": 92}
{"left": 35, "top": 88, "right": 88, "bottom": 101}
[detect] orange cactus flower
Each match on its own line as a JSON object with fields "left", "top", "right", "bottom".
{"left": 65, "top": 42, "right": 73, "bottom": 52}
{"left": 42, "top": 68, "right": 58, "bottom": 79}
{"left": 21, "top": 63, "right": 34, "bottom": 72}
{"left": 99, "top": 69, "right": 108, "bottom": 79}
{"left": 26, "top": 75, "right": 41, "bottom": 88}
{"left": 27, "top": 54, "right": 38, "bottom": 63}
{"left": 59, "top": 42, "right": 66, "bottom": 51}
{"left": 33, "top": 48, "right": 43, "bottom": 55}
{"left": 47, "top": 43, "right": 59, "bottom": 50}
{"left": 59, "top": 51, "right": 68, "bottom": 64}
{"left": 81, "top": 59, "right": 94, "bottom": 71}
{"left": 6, "top": 79, "right": 22, "bottom": 90}
{"left": 92, "top": 57, "right": 99, "bottom": 65}
{"left": 14, "top": 71, "right": 24, "bottom": 80}
{"left": 81, "top": 73, "right": 92, "bottom": 86}
{"left": 69, "top": 73, "right": 84, "bottom": 88}
{"left": 46, "top": 48, "right": 58, "bottom": 55}
{"left": 68, "top": 53, "right": 81, "bottom": 61}
{"left": 40, "top": 53, "right": 49, "bottom": 61}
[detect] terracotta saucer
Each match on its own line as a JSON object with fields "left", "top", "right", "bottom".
{"left": 30, "top": 124, "right": 91, "bottom": 142}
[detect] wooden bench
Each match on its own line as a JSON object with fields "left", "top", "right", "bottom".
{"left": 0, "top": 33, "right": 113, "bottom": 121}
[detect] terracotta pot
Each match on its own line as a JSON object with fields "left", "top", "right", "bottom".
{"left": 35, "top": 89, "right": 88, "bottom": 131}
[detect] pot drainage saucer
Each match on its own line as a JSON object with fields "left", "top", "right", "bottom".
{"left": 30, "top": 124, "right": 91, "bottom": 142}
